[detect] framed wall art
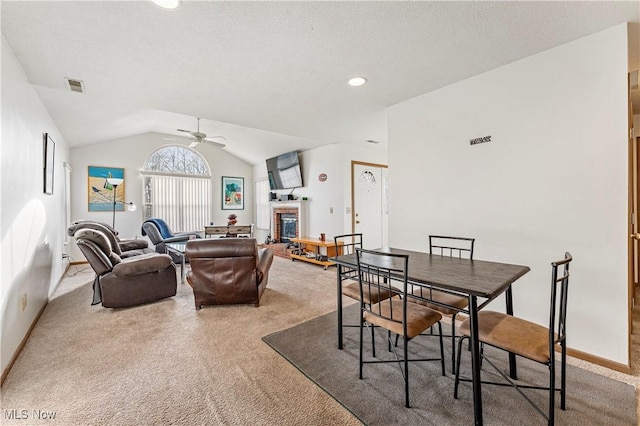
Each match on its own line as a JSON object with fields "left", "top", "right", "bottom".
{"left": 43, "top": 133, "right": 55, "bottom": 195}
{"left": 222, "top": 176, "right": 244, "bottom": 210}
{"left": 88, "top": 166, "right": 125, "bottom": 211}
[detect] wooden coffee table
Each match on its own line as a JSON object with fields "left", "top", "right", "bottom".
{"left": 289, "top": 237, "right": 342, "bottom": 269}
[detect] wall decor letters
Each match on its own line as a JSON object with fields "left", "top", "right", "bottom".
{"left": 470, "top": 135, "right": 492, "bottom": 145}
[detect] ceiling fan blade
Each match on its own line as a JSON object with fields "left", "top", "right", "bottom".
{"left": 176, "top": 129, "right": 192, "bottom": 134}
{"left": 202, "top": 140, "right": 226, "bottom": 148}
{"left": 163, "top": 136, "right": 192, "bottom": 141}
{"left": 205, "top": 135, "right": 227, "bottom": 141}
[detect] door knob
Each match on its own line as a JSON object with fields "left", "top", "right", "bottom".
{"left": 631, "top": 233, "right": 640, "bottom": 240}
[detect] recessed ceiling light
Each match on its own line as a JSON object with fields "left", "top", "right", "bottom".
{"left": 348, "top": 76, "right": 367, "bottom": 87}
{"left": 151, "top": 0, "right": 181, "bottom": 10}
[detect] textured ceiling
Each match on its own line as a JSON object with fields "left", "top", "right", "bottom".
{"left": 2, "top": 1, "right": 639, "bottom": 165}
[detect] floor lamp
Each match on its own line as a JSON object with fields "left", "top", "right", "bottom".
{"left": 106, "top": 177, "right": 136, "bottom": 230}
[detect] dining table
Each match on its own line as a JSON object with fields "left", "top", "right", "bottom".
{"left": 330, "top": 247, "right": 530, "bottom": 426}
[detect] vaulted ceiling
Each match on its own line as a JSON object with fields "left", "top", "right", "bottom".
{"left": 2, "top": 1, "right": 639, "bottom": 165}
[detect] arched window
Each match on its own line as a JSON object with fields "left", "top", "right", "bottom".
{"left": 142, "top": 146, "right": 211, "bottom": 232}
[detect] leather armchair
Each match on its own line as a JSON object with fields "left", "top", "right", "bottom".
{"left": 68, "top": 220, "right": 152, "bottom": 258}
{"left": 75, "top": 228, "right": 177, "bottom": 308}
{"left": 141, "top": 218, "right": 201, "bottom": 262}
{"left": 185, "top": 238, "right": 274, "bottom": 309}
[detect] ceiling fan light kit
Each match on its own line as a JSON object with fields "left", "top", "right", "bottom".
{"left": 151, "top": 0, "right": 181, "bottom": 10}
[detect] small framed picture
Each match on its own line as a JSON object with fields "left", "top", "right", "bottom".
{"left": 222, "top": 176, "right": 244, "bottom": 210}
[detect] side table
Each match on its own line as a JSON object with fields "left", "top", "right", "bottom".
{"left": 165, "top": 242, "right": 187, "bottom": 283}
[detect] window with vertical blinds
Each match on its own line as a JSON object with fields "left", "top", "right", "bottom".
{"left": 142, "top": 146, "right": 211, "bottom": 233}
{"left": 255, "top": 179, "right": 270, "bottom": 230}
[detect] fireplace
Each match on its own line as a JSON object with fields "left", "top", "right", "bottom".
{"left": 279, "top": 213, "right": 297, "bottom": 243}
{"left": 272, "top": 207, "right": 300, "bottom": 243}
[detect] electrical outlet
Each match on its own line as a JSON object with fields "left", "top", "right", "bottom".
{"left": 21, "top": 294, "right": 27, "bottom": 311}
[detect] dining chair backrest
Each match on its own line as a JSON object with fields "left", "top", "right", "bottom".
{"left": 356, "top": 248, "right": 408, "bottom": 331}
{"left": 334, "top": 234, "right": 363, "bottom": 281}
{"left": 429, "top": 235, "right": 475, "bottom": 260}
{"left": 334, "top": 233, "right": 363, "bottom": 256}
{"left": 550, "top": 252, "right": 572, "bottom": 352}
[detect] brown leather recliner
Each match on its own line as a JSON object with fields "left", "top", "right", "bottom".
{"left": 185, "top": 238, "right": 274, "bottom": 309}
{"left": 75, "top": 228, "right": 177, "bottom": 308}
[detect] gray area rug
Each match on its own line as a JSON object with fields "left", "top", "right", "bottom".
{"left": 263, "top": 304, "right": 637, "bottom": 426}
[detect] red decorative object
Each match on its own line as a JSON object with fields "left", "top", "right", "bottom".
{"left": 227, "top": 214, "right": 238, "bottom": 226}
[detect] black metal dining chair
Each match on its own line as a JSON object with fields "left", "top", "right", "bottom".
{"left": 334, "top": 234, "right": 392, "bottom": 356}
{"left": 356, "top": 248, "right": 446, "bottom": 408}
{"left": 454, "top": 252, "right": 573, "bottom": 425}
{"left": 409, "top": 235, "right": 475, "bottom": 372}
{"left": 334, "top": 233, "right": 363, "bottom": 282}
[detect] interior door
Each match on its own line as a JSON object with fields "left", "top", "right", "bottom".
{"left": 352, "top": 162, "right": 388, "bottom": 249}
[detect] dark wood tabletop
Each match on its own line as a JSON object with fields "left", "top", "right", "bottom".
{"left": 331, "top": 247, "right": 530, "bottom": 299}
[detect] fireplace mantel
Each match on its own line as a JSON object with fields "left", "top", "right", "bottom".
{"left": 270, "top": 201, "right": 306, "bottom": 241}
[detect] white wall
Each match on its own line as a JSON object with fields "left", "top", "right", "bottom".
{"left": 1, "top": 36, "right": 70, "bottom": 375}
{"left": 388, "top": 24, "right": 631, "bottom": 364}
{"left": 628, "top": 22, "right": 639, "bottom": 71}
{"left": 252, "top": 140, "right": 388, "bottom": 243}
{"left": 69, "top": 134, "right": 253, "bottom": 260}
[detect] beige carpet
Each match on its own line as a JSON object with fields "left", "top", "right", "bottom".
{"left": 0, "top": 258, "right": 361, "bottom": 425}
{"left": 1, "top": 257, "right": 639, "bottom": 425}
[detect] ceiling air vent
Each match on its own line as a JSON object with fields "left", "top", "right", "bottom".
{"left": 65, "top": 78, "right": 85, "bottom": 93}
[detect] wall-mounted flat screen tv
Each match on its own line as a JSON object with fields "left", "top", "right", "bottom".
{"left": 266, "top": 151, "right": 303, "bottom": 190}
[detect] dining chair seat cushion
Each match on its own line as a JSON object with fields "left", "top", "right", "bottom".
{"left": 410, "top": 289, "right": 468, "bottom": 315}
{"left": 364, "top": 299, "right": 442, "bottom": 339}
{"left": 459, "top": 311, "right": 554, "bottom": 363}
{"left": 342, "top": 281, "right": 392, "bottom": 305}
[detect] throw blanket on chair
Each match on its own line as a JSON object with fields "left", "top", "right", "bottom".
{"left": 142, "top": 218, "right": 173, "bottom": 239}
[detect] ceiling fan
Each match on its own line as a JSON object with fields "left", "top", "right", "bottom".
{"left": 164, "top": 117, "right": 226, "bottom": 148}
